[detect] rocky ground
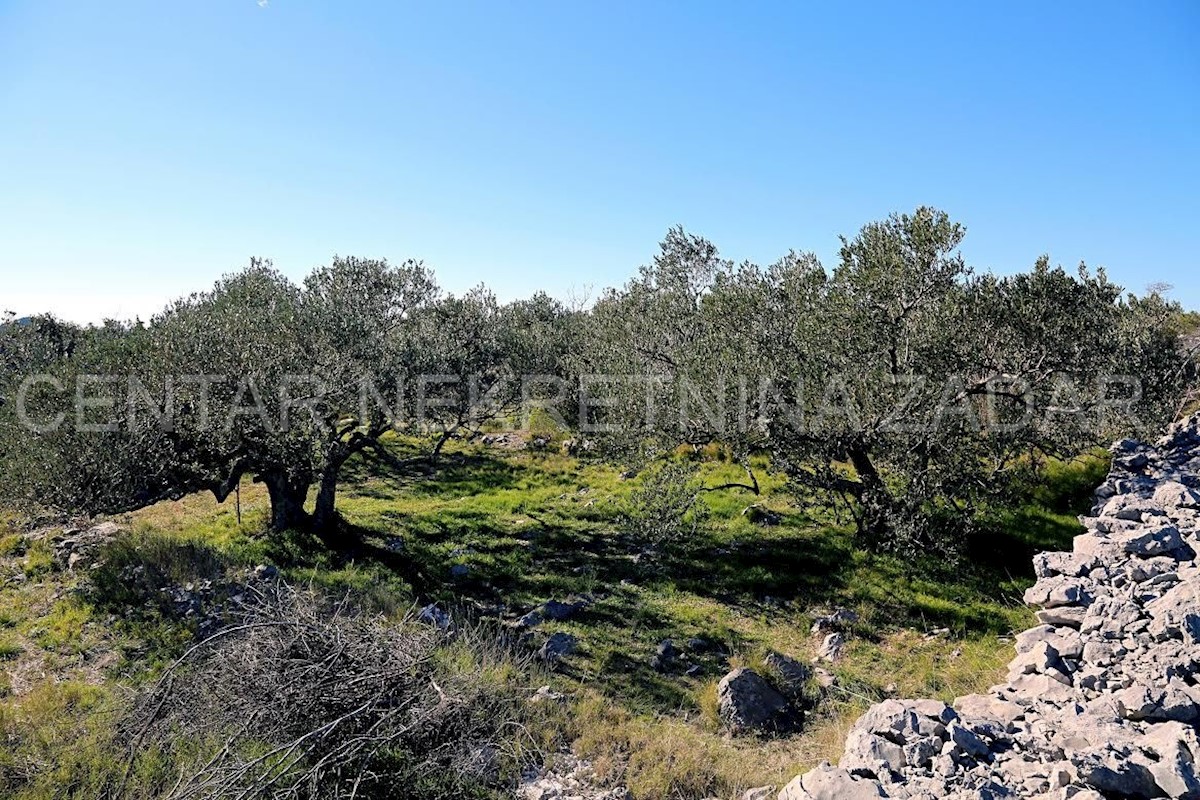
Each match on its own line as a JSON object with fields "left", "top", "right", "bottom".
{"left": 775, "top": 416, "right": 1200, "bottom": 799}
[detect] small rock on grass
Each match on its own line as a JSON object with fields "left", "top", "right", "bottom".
{"left": 538, "top": 632, "right": 578, "bottom": 663}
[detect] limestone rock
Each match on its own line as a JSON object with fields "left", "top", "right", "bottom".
{"left": 816, "top": 632, "right": 845, "bottom": 662}
{"left": 779, "top": 764, "right": 885, "bottom": 800}
{"left": 716, "top": 668, "right": 796, "bottom": 735}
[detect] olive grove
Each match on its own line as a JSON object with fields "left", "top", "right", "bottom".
{"left": 0, "top": 208, "right": 1194, "bottom": 555}
{"left": 581, "top": 208, "right": 1194, "bottom": 553}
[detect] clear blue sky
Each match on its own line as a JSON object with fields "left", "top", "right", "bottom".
{"left": 2, "top": 1, "right": 1197, "bottom": 322}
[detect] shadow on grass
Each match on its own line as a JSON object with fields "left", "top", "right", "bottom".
{"left": 667, "top": 520, "right": 855, "bottom": 608}
{"left": 965, "top": 506, "right": 1081, "bottom": 592}
{"left": 88, "top": 531, "right": 231, "bottom": 618}
{"left": 283, "top": 448, "right": 1110, "bottom": 709}
{"left": 593, "top": 650, "right": 693, "bottom": 710}
{"left": 341, "top": 451, "right": 526, "bottom": 500}
{"left": 963, "top": 454, "right": 1108, "bottom": 602}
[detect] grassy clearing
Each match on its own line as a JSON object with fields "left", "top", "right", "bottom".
{"left": 0, "top": 442, "right": 1104, "bottom": 799}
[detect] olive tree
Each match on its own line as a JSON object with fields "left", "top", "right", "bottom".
{"left": 0, "top": 315, "right": 133, "bottom": 516}
{"left": 1, "top": 265, "right": 326, "bottom": 530}
{"left": 0, "top": 261, "right": 424, "bottom": 533}
{"left": 583, "top": 227, "right": 768, "bottom": 489}
{"left": 762, "top": 210, "right": 1190, "bottom": 552}
{"left": 301, "top": 255, "right": 439, "bottom": 529}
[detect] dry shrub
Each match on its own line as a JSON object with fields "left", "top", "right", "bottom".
{"left": 117, "top": 581, "right": 534, "bottom": 800}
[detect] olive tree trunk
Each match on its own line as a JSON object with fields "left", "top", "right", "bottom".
{"left": 262, "top": 472, "right": 311, "bottom": 532}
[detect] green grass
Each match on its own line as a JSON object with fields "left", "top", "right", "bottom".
{"left": 0, "top": 681, "right": 131, "bottom": 800}
{"left": 21, "top": 540, "right": 54, "bottom": 578}
{"left": 0, "top": 441, "right": 1104, "bottom": 800}
{"left": 0, "top": 534, "right": 28, "bottom": 557}
{"left": 29, "top": 600, "right": 92, "bottom": 653}
{"left": 0, "top": 638, "right": 21, "bottom": 661}
{"left": 340, "top": 444, "right": 1091, "bottom": 793}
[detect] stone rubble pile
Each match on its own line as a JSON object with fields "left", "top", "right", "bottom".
{"left": 779, "top": 415, "right": 1200, "bottom": 800}
{"left": 52, "top": 520, "right": 123, "bottom": 570}
{"left": 517, "top": 754, "right": 631, "bottom": 800}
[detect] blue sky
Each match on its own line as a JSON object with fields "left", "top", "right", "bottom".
{"left": 1, "top": 1, "right": 1197, "bottom": 322}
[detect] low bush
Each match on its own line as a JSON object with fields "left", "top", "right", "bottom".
{"left": 117, "top": 581, "right": 537, "bottom": 800}
{"left": 87, "top": 531, "right": 229, "bottom": 618}
{"left": 21, "top": 539, "right": 54, "bottom": 578}
{"left": 0, "top": 533, "right": 27, "bottom": 557}
{"left": 620, "top": 460, "right": 710, "bottom": 553}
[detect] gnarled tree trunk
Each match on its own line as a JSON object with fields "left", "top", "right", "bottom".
{"left": 261, "top": 471, "right": 311, "bottom": 532}
{"left": 847, "top": 444, "right": 892, "bottom": 547}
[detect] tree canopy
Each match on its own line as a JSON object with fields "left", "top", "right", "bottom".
{"left": 1, "top": 208, "right": 1193, "bottom": 555}
{"left": 581, "top": 208, "right": 1195, "bottom": 554}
